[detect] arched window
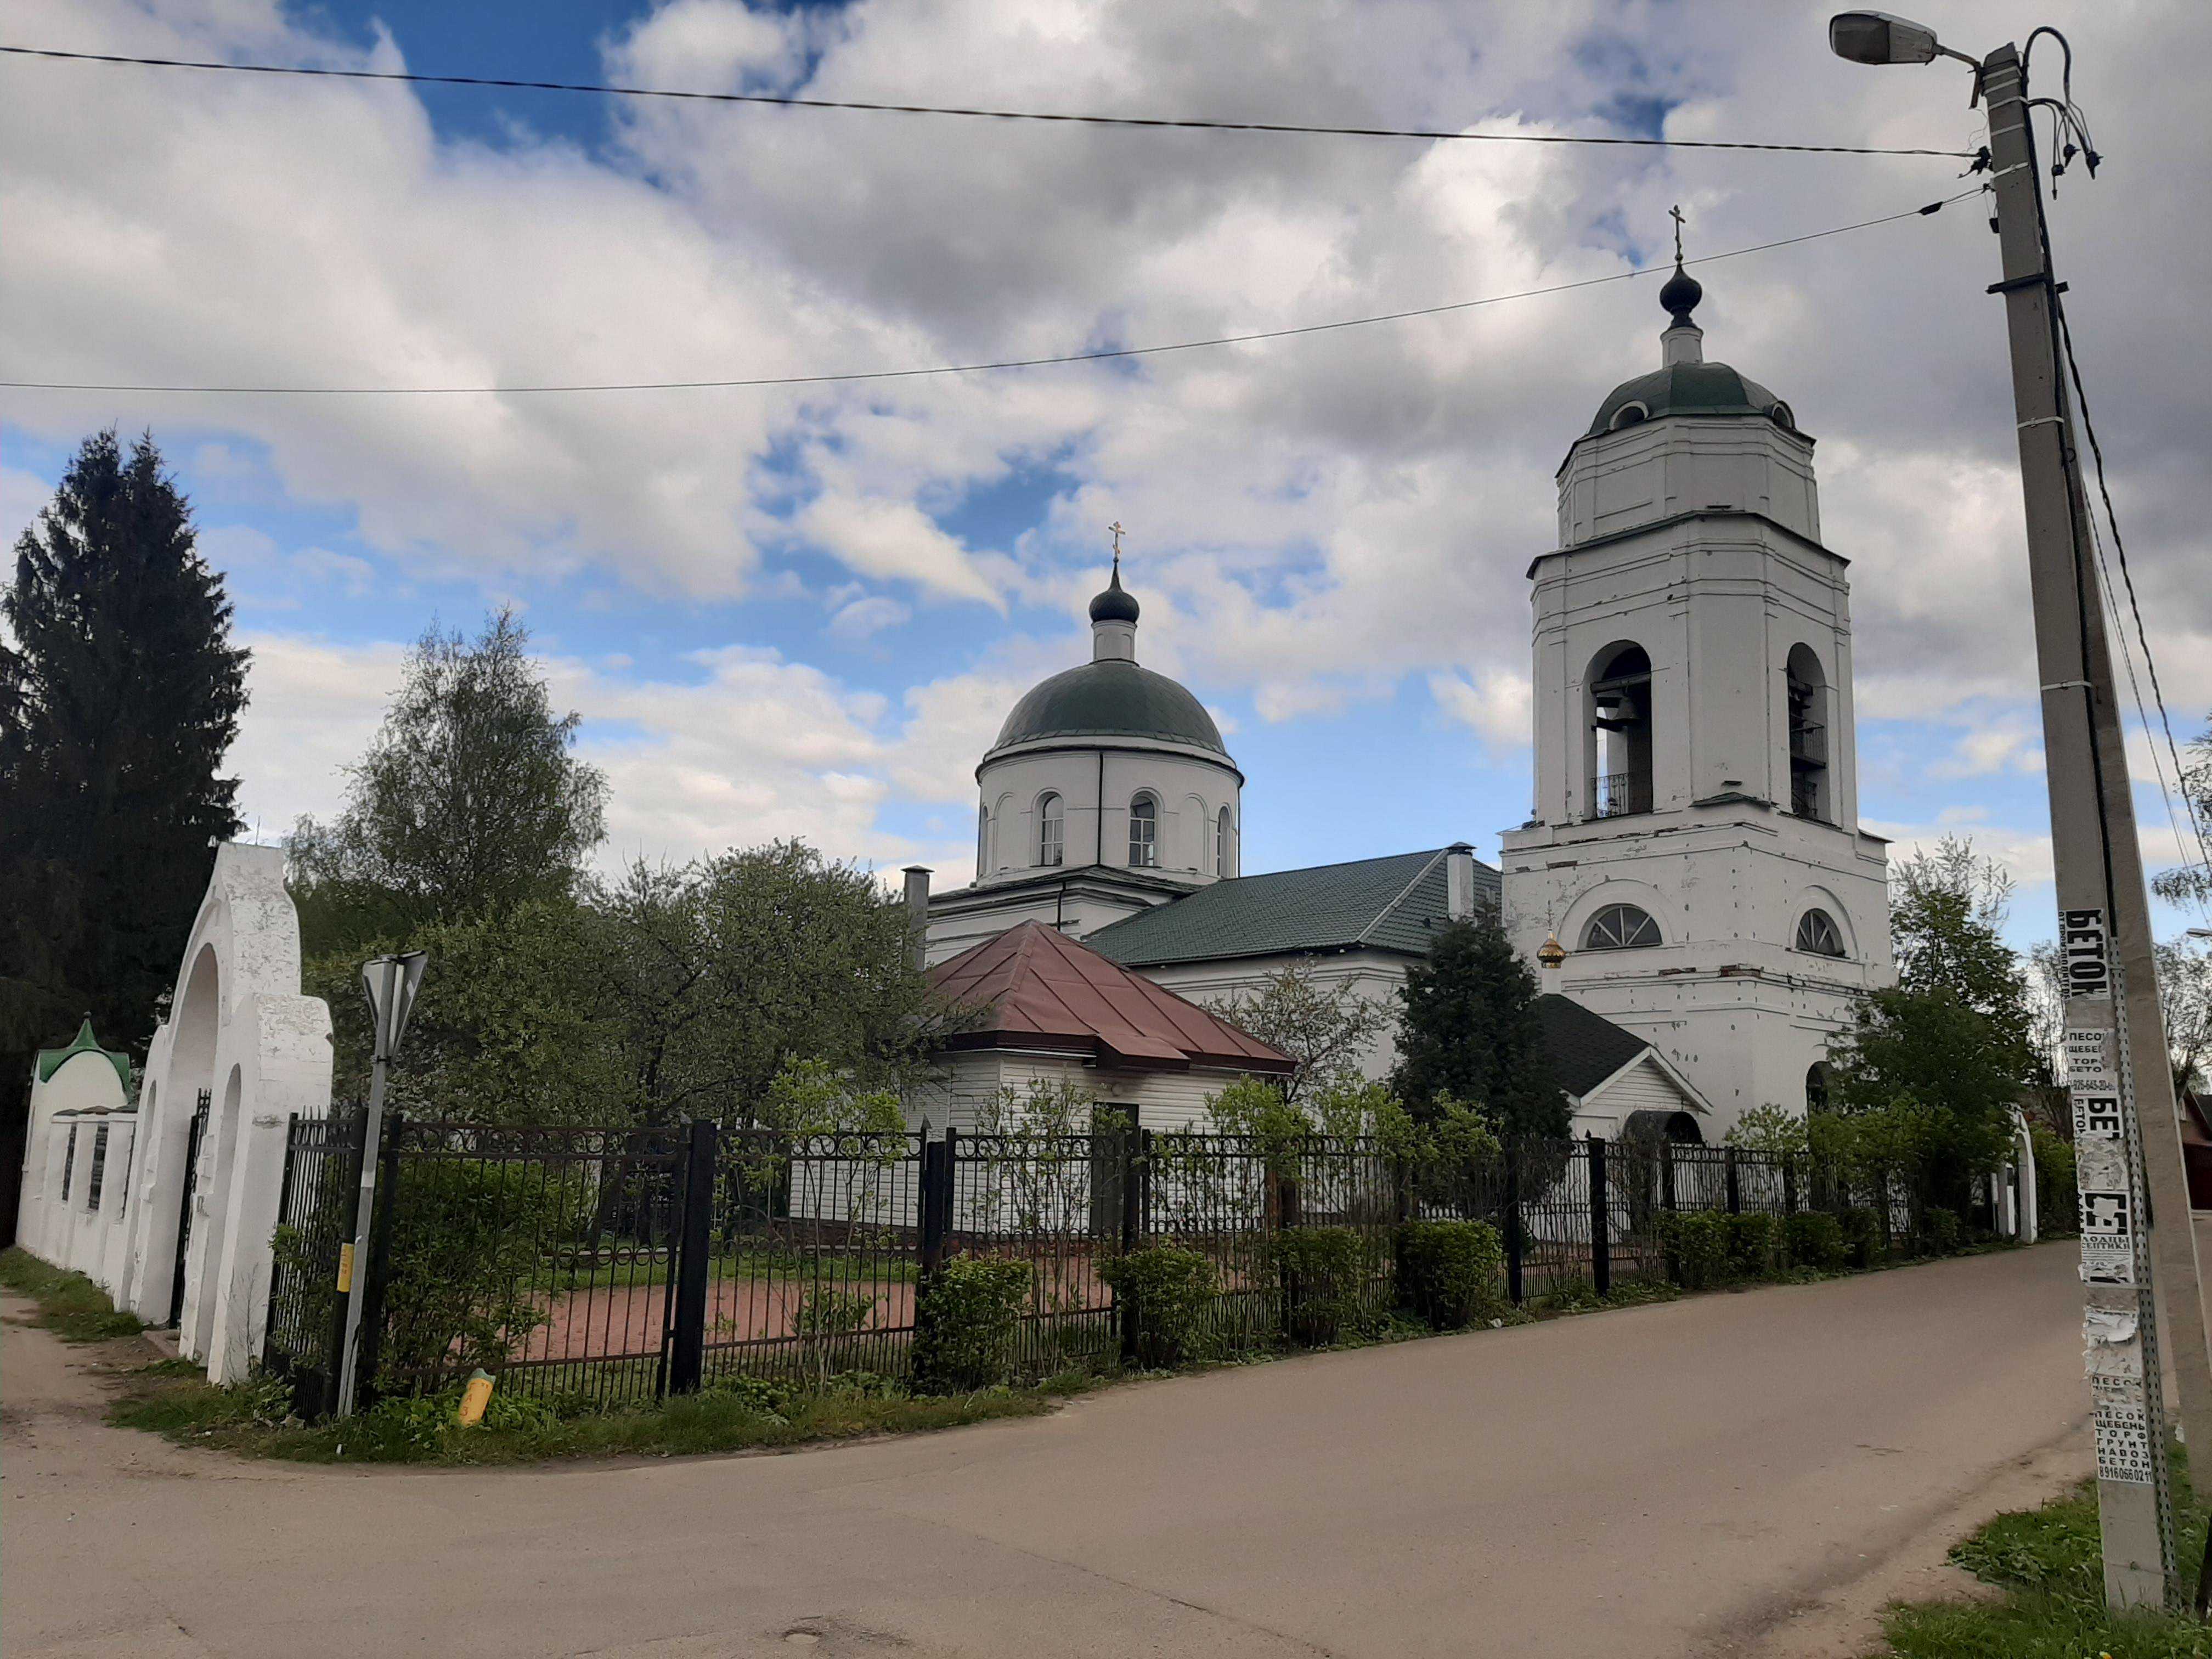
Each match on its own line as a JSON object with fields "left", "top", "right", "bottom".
{"left": 976, "top": 805, "right": 990, "bottom": 874}
{"left": 1609, "top": 400, "right": 1650, "bottom": 431}
{"left": 1786, "top": 644, "right": 1830, "bottom": 823}
{"left": 1770, "top": 400, "right": 1796, "bottom": 432}
{"left": 1795, "top": 908, "right": 1847, "bottom": 957}
{"left": 1217, "top": 807, "right": 1234, "bottom": 878}
{"left": 1127, "top": 794, "right": 1158, "bottom": 867}
{"left": 1582, "top": 904, "right": 1661, "bottom": 951}
{"left": 1805, "top": 1063, "right": 1831, "bottom": 1115}
{"left": 1588, "top": 643, "right": 1654, "bottom": 820}
{"left": 1037, "top": 793, "right": 1064, "bottom": 867}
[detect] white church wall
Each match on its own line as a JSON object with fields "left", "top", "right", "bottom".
{"left": 16, "top": 1045, "right": 128, "bottom": 1265}
{"left": 972, "top": 740, "right": 1239, "bottom": 888}
{"left": 1132, "top": 951, "right": 1412, "bottom": 1083}
{"left": 116, "top": 844, "right": 332, "bottom": 1385}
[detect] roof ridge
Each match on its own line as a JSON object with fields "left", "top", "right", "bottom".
{"left": 1355, "top": 847, "right": 1450, "bottom": 947}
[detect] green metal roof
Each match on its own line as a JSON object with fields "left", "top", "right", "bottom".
{"left": 1586, "top": 360, "right": 1793, "bottom": 438}
{"left": 989, "top": 659, "right": 1228, "bottom": 759}
{"left": 34, "top": 1018, "right": 133, "bottom": 1093}
{"left": 1085, "top": 847, "right": 1501, "bottom": 968}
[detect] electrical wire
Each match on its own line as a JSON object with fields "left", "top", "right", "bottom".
{"left": 0, "top": 188, "right": 1980, "bottom": 397}
{"left": 0, "top": 43, "right": 1981, "bottom": 158}
{"left": 2056, "top": 293, "right": 2212, "bottom": 917}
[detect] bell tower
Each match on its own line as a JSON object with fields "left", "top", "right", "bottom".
{"left": 1498, "top": 258, "right": 1893, "bottom": 1129}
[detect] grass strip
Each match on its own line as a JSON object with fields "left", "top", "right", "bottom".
{"left": 1876, "top": 1454, "right": 2212, "bottom": 1657}
{"left": 0, "top": 1246, "right": 145, "bottom": 1342}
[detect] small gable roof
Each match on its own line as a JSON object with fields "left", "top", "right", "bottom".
{"left": 1534, "top": 994, "right": 1657, "bottom": 1099}
{"left": 929, "top": 921, "right": 1295, "bottom": 1074}
{"left": 1085, "top": 847, "right": 1502, "bottom": 969}
{"left": 34, "top": 1018, "right": 133, "bottom": 1093}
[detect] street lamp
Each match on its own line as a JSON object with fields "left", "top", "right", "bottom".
{"left": 1826, "top": 10, "right": 1978, "bottom": 68}
{"left": 1831, "top": 11, "right": 2202, "bottom": 1615}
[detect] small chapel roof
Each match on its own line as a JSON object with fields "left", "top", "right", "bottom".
{"left": 1533, "top": 994, "right": 1655, "bottom": 1098}
{"left": 1086, "top": 847, "right": 1502, "bottom": 969}
{"left": 33, "top": 1018, "right": 133, "bottom": 1092}
{"left": 928, "top": 920, "right": 1295, "bottom": 1073}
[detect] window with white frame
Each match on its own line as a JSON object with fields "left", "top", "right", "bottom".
{"left": 1037, "top": 793, "right": 1064, "bottom": 866}
{"left": 1127, "top": 794, "right": 1158, "bottom": 867}
{"left": 1795, "top": 908, "right": 1847, "bottom": 957}
{"left": 1582, "top": 903, "right": 1662, "bottom": 951}
{"left": 1216, "top": 806, "right": 1234, "bottom": 878}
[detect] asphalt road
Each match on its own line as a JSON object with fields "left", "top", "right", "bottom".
{"left": 3, "top": 1242, "right": 2087, "bottom": 1659}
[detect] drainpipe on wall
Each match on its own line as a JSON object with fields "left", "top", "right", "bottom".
{"left": 902, "top": 867, "right": 932, "bottom": 971}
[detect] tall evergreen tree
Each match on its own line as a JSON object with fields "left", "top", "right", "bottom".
{"left": 1392, "top": 919, "right": 1566, "bottom": 1140}
{"left": 1, "top": 430, "right": 248, "bottom": 1237}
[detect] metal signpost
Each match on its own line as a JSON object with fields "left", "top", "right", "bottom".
{"left": 334, "top": 949, "right": 427, "bottom": 1420}
{"left": 1830, "top": 13, "right": 2208, "bottom": 1610}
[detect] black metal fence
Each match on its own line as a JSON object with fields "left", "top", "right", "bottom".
{"left": 262, "top": 1114, "right": 1976, "bottom": 1419}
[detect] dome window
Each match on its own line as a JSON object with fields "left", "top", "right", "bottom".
{"left": 1127, "top": 794, "right": 1159, "bottom": 868}
{"left": 1608, "top": 400, "right": 1651, "bottom": 431}
{"left": 1770, "top": 400, "right": 1796, "bottom": 431}
{"left": 1583, "top": 904, "right": 1661, "bottom": 951}
{"left": 1037, "top": 793, "right": 1064, "bottom": 867}
{"left": 1795, "top": 909, "right": 1847, "bottom": 958}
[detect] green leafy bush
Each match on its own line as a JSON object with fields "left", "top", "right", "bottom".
{"left": 374, "top": 1160, "right": 564, "bottom": 1392}
{"left": 1784, "top": 1210, "right": 1849, "bottom": 1272}
{"left": 1922, "top": 1205, "right": 1963, "bottom": 1255}
{"left": 1658, "top": 1211, "right": 1731, "bottom": 1290}
{"left": 1726, "top": 1212, "right": 1784, "bottom": 1278}
{"left": 1392, "top": 1220, "right": 1505, "bottom": 1329}
{"left": 1839, "top": 1205, "right": 1885, "bottom": 1267}
{"left": 1269, "top": 1226, "right": 1375, "bottom": 1346}
{"left": 1099, "top": 1245, "right": 1220, "bottom": 1369}
{"left": 912, "top": 1256, "right": 1031, "bottom": 1393}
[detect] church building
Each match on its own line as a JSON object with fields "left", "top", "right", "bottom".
{"left": 922, "top": 258, "right": 1891, "bottom": 1136}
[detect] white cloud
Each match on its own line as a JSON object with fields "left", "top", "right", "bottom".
{"left": 9, "top": 0, "right": 2210, "bottom": 881}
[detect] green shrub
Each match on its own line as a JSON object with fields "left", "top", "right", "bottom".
{"left": 1099, "top": 1245, "right": 1220, "bottom": 1369}
{"left": 1784, "top": 1211, "right": 1849, "bottom": 1272}
{"left": 912, "top": 1256, "right": 1031, "bottom": 1393}
{"left": 1838, "top": 1205, "right": 1885, "bottom": 1267}
{"left": 1659, "top": 1211, "right": 1732, "bottom": 1290}
{"left": 1726, "top": 1212, "right": 1784, "bottom": 1278}
{"left": 1922, "top": 1205, "right": 1963, "bottom": 1255}
{"left": 1392, "top": 1220, "right": 1505, "bottom": 1329}
{"left": 374, "top": 1160, "right": 562, "bottom": 1392}
{"left": 1269, "top": 1226, "right": 1375, "bottom": 1346}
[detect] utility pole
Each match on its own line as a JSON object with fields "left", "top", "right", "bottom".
{"left": 1982, "top": 38, "right": 2194, "bottom": 1612}
{"left": 1830, "top": 12, "right": 2211, "bottom": 1612}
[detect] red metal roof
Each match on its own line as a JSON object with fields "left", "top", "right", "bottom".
{"left": 927, "top": 921, "right": 1295, "bottom": 1075}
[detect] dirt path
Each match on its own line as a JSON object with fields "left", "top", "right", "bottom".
{"left": 3, "top": 1243, "right": 2091, "bottom": 1659}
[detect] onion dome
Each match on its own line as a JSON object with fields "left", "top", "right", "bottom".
{"left": 1088, "top": 557, "right": 1140, "bottom": 624}
{"left": 1658, "top": 259, "right": 1703, "bottom": 328}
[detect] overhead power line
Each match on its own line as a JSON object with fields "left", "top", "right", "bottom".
{"left": 0, "top": 189, "right": 1980, "bottom": 398}
{"left": 2056, "top": 294, "right": 2212, "bottom": 917}
{"left": 0, "top": 44, "right": 1979, "bottom": 159}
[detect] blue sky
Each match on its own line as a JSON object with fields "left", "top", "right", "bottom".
{"left": 4, "top": 1, "right": 2207, "bottom": 956}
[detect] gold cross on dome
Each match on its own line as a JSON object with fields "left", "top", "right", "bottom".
{"left": 1670, "top": 203, "right": 1685, "bottom": 263}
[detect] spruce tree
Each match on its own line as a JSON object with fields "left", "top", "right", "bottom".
{"left": 1392, "top": 919, "right": 1566, "bottom": 1140}
{"left": 1, "top": 431, "right": 248, "bottom": 1235}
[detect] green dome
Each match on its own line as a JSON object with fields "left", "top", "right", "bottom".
{"left": 990, "top": 660, "right": 1228, "bottom": 758}
{"left": 1587, "top": 361, "right": 1796, "bottom": 438}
